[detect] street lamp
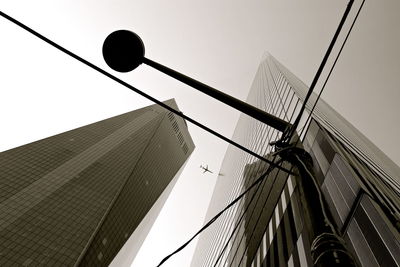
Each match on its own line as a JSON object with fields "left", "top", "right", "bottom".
{"left": 102, "top": 30, "right": 291, "bottom": 133}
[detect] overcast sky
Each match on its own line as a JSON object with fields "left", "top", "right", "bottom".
{"left": 1, "top": 1, "right": 399, "bottom": 267}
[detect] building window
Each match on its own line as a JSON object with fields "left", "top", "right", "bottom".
{"left": 22, "top": 259, "right": 33, "bottom": 266}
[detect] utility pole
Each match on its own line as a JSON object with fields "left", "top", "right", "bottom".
{"left": 276, "top": 142, "right": 356, "bottom": 266}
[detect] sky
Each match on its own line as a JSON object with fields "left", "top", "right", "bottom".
{"left": 1, "top": 1, "right": 399, "bottom": 267}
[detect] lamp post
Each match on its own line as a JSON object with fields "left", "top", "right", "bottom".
{"left": 102, "top": 30, "right": 291, "bottom": 133}
{"left": 102, "top": 30, "right": 357, "bottom": 266}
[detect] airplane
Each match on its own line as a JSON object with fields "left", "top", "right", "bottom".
{"left": 200, "top": 164, "right": 213, "bottom": 174}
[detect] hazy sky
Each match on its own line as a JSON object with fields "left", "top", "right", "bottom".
{"left": 1, "top": 1, "right": 399, "bottom": 267}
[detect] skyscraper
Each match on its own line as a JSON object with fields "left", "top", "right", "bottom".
{"left": 0, "top": 99, "right": 194, "bottom": 266}
{"left": 191, "top": 54, "right": 400, "bottom": 266}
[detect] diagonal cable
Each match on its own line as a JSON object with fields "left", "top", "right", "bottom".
{"left": 286, "top": 0, "right": 355, "bottom": 141}
{"left": 156, "top": 159, "right": 281, "bottom": 266}
{"left": 213, "top": 159, "right": 281, "bottom": 266}
{"left": 0, "top": 10, "right": 294, "bottom": 174}
{"left": 299, "top": 0, "right": 366, "bottom": 137}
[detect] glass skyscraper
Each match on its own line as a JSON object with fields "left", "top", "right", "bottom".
{"left": 191, "top": 54, "right": 400, "bottom": 266}
{"left": 0, "top": 99, "right": 194, "bottom": 266}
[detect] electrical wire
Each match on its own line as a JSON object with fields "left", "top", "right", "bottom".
{"left": 299, "top": 0, "right": 366, "bottom": 138}
{"left": 276, "top": 5, "right": 368, "bottom": 243}
{"left": 289, "top": 0, "right": 366, "bottom": 244}
{"left": 286, "top": 0, "right": 355, "bottom": 141}
{"left": 156, "top": 159, "right": 282, "bottom": 266}
{"left": 207, "top": 127, "right": 274, "bottom": 265}
{"left": 212, "top": 157, "right": 281, "bottom": 266}
{"left": 0, "top": 10, "right": 294, "bottom": 175}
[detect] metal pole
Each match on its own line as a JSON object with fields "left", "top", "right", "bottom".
{"left": 142, "top": 57, "right": 291, "bottom": 132}
{"left": 102, "top": 30, "right": 291, "bottom": 132}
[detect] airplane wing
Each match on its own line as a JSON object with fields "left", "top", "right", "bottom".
{"left": 203, "top": 169, "right": 207, "bottom": 173}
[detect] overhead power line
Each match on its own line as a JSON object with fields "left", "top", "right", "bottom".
{"left": 287, "top": 0, "right": 357, "bottom": 141}
{"left": 157, "top": 159, "right": 282, "bottom": 266}
{"left": 299, "top": 0, "right": 366, "bottom": 138}
{"left": 214, "top": 157, "right": 283, "bottom": 266}
{"left": 0, "top": 10, "right": 294, "bottom": 175}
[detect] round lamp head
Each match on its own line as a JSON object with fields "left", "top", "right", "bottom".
{"left": 102, "top": 30, "right": 145, "bottom": 72}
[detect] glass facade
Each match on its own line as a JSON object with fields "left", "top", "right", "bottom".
{"left": 304, "top": 120, "right": 400, "bottom": 267}
{"left": 0, "top": 99, "right": 194, "bottom": 266}
{"left": 191, "top": 54, "right": 400, "bottom": 267}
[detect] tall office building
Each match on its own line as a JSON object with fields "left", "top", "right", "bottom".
{"left": 191, "top": 54, "right": 400, "bottom": 266}
{"left": 0, "top": 99, "right": 194, "bottom": 266}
